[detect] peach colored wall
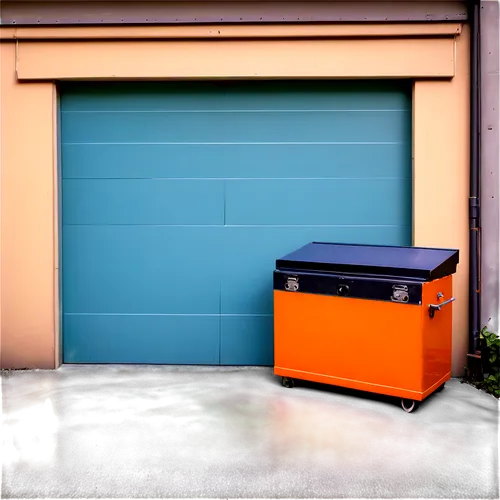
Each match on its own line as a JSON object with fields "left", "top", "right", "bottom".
{"left": 413, "top": 26, "right": 470, "bottom": 375}
{"left": 1, "top": 44, "right": 57, "bottom": 368}
{"left": 0, "top": 25, "right": 470, "bottom": 374}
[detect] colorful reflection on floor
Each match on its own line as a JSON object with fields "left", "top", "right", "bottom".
{"left": 3, "top": 372, "right": 498, "bottom": 498}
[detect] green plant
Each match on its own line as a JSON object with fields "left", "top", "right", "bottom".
{"left": 472, "top": 327, "right": 500, "bottom": 398}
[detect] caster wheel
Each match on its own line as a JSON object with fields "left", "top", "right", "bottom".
{"left": 282, "top": 377, "right": 295, "bottom": 389}
{"left": 435, "top": 383, "right": 445, "bottom": 393}
{"left": 401, "top": 398, "right": 420, "bottom": 413}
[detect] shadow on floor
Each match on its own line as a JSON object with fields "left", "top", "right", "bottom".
{"left": 2, "top": 365, "right": 499, "bottom": 499}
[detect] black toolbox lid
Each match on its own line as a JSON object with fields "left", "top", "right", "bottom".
{"left": 276, "top": 242, "right": 459, "bottom": 281}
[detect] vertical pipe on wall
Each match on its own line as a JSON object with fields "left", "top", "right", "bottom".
{"left": 469, "top": 0, "right": 481, "bottom": 354}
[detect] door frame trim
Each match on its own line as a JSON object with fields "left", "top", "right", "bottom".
{"left": 0, "top": 24, "right": 470, "bottom": 372}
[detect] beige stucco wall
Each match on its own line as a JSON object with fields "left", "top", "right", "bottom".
{"left": 413, "top": 27, "right": 470, "bottom": 374}
{"left": 0, "top": 23, "right": 470, "bottom": 374}
{"left": 1, "top": 44, "right": 57, "bottom": 368}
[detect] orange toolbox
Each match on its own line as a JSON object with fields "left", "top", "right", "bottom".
{"left": 274, "top": 242, "right": 459, "bottom": 412}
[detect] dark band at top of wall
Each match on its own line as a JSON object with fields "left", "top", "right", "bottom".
{"left": 0, "top": 1, "right": 468, "bottom": 26}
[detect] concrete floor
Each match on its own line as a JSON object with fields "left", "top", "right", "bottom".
{"left": 1, "top": 366, "right": 499, "bottom": 499}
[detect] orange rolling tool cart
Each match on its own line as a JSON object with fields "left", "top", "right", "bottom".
{"left": 274, "top": 242, "right": 459, "bottom": 412}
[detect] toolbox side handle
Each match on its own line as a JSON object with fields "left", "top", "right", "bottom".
{"left": 428, "top": 292, "right": 455, "bottom": 318}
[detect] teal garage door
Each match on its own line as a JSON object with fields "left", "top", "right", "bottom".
{"left": 61, "top": 81, "right": 412, "bottom": 364}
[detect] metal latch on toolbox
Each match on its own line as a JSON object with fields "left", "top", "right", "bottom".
{"left": 429, "top": 292, "right": 456, "bottom": 318}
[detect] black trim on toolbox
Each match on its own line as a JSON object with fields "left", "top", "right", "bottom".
{"left": 311, "top": 241, "right": 460, "bottom": 253}
{"left": 273, "top": 271, "right": 423, "bottom": 305}
{"left": 276, "top": 242, "right": 459, "bottom": 282}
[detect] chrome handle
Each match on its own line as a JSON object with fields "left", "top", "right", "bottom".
{"left": 428, "top": 294, "right": 455, "bottom": 318}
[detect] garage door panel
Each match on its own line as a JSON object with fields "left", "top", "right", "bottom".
{"left": 62, "top": 111, "right": 233, "bottom": 144}
{"left": 220, "top": 316, "right": 274, "bottom": 366}
{"left": 220, "top": 225, "right": 411, "bottom": 315}
{"left": 61, "top": 81, "right": 409, "bottom": 112}
{"left": 224, "top": 80, "right": 410, "bottom": 107}
{"left": 63, "top": 226, "right": 223, "bottom": 314}
{"left": 62, "top": 110, "right": 408, "bottom": 144}
{"left": 63, "top": 179, "right": 224, "bottom": 225}
{"left": 221, "top": 227, "right": 277, "bottom": 315}
{"left": 61, "top": 83, "right": 230, "bottom": 112}
{"left": 61, "top": 80, "right": 412, "bottom": 365}
{"left": 62, "top": 143, "right": 408, "bottom": 180}
{"left": 63, "top": 315, "right": 220, "bottom": 364}
{"left": 225, "top": 178, "right": 412, "bottom": 226}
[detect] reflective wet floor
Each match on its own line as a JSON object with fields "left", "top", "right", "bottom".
{"left": 2, "top": 365, "right": 499, "bottom": 498}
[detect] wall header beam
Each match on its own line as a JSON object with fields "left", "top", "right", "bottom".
{"left": 0, "top": 23, "right": 463, "bottom": 40}
{"left": 15, "top": 38, "right": 455, "bottom": 80}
